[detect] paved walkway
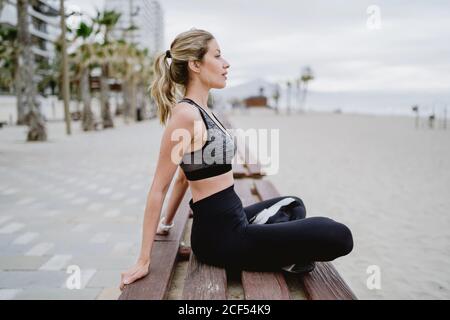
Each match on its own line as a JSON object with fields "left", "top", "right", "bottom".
{"left": 0, "top": 118, "right": 166, "bottom": 299}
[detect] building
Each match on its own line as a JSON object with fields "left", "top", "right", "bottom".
{"left": 105, "top": 0, "right": 164, "bottom": 54}
{"left": 0, "top": 0, "right": 60, "bottom": 94}
{"left": 1, "top": 0, "right": 60, "bottom": 67}
{"left": 244, "top": 96, "right": 268, "bottom": 108}
{"left": 104, "top": 0, "right": 164, "bottom": 55}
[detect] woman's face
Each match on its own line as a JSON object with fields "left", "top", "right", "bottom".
{"left": 196, "top": 39, "right": 230, "bottom": 89}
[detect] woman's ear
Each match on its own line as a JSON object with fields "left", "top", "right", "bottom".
{"left": 188, "top": 60, "right": 200, "bottom": 74}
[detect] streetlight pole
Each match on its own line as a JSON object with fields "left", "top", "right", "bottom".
{"left": 60, "top": 0, "right": 71, "bottom": 135}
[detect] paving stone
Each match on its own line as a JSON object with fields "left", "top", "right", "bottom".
{"left": 0, "top": 256, "right": 49, "bottom": 271}
{"left": 14, "top": 288, "right": 101, "bottom": 300}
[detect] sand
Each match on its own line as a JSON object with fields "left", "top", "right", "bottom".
{"left": 227, "top": 108, "right": 450, "bottom": 300}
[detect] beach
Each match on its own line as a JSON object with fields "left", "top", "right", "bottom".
{"left": 228, "top": 108, "right": 450, "bottom": 299}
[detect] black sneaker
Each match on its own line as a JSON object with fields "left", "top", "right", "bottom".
{"left": 282, "top": 261, "right": 316, "bottom": 274}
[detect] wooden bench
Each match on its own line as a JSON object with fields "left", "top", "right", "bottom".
{"left": 119, "top": 178, "right": 356, "bottom": 300}
{"left": 118, "top": 110, "right": 356, "bottom": 300}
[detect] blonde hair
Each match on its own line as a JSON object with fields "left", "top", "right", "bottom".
{"left": 150, "top": 28, "right": 214, "bottom": 125}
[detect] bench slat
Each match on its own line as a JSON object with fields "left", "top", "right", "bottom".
{"left": 302, "top": 262, "right": 357, "bottom": 300}
{"left": 232, "top": 163, "right": 248, "bottom": 178}
{"left": 118, "top": 241, "right": 179, "bottom": 300}
{"left": 241, "top": 272, "right": 290, "bottom": 300}
{"left": 241, "top": 142, "right": 263, "bottom": 178}
{"left": 235, "top": 179, "right": 291, "bottom": 300}
{"left": 182, "top": 253, "right": 228, "bottom": 300}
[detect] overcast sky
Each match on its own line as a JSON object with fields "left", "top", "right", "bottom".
{"left": 67, "top": 0, "right": 450, "bottom": 96}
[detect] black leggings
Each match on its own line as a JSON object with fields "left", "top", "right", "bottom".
{"left": 189, "top": 184, "right": 354, "bottom": 272}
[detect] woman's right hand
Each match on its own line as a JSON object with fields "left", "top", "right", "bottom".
{"left": 156, "top": 224, "right": 171, "bottom": 235}
{"left": 119, "top": 258, "right": 150, "bottom": 291}
{"left": 156, "top": 217, "right": 173, "bottom": 235}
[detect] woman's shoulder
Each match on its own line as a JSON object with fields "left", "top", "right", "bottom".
{"left": 168, "top": 101, "right": 203, "bottom": 129}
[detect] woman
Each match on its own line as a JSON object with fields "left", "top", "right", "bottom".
{"left": 119, "top": 28, "right": 353, "bottom": 290}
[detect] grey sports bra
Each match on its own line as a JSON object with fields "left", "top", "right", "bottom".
{"left": 178, "top": 98, "right": 237, "bottom": 181}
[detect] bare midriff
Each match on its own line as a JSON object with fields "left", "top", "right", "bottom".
{"left": 188, "top": 170, "right": 234, "bottom": 204}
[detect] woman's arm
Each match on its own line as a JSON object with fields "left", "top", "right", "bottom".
{"left": 120, "top": 104, "right": 198, "bottom": 289}
{"left": 137, "top": 108, "right": 195, "bottom": 262}
{"left": 158, "top": 169, "right": 188, "bottom": 233}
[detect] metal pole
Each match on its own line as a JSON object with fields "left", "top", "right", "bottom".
{"left": 60, "top": 0, "right": 71, "bottom": 135}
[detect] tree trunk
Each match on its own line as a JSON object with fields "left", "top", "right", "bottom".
{"left": 137, "top": 83, "right": 146, "bottom": 121}
{"left": 80, "top": 68, "right": 95, "bottom": 131}
{"left": 17, "top": 0, "right": 47, "bottom": 140}
{"left": 122, "top": 79, "right": 131, "bottom": 124}
{"left": 129, "top": 79, "right": 137, "bottom": 122}
{"left": 0, "top": 0, "right": 5, "bottom": 16}
{"left": 114, "top": 91, "right": 123, "bottom": 116}
{"left": 14, "top": 55, "right": 26, "bottom": 125}
{"left": 100, "top": 64, "right": 114, "bottom": 128}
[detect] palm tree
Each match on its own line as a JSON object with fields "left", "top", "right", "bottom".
{"left": 136, "top": 48, "right": 154, "bottom": 120}
{"left": 92, "top": 9, "right": 122, "bottom": 129}
{"left": 73, "top": 21, "right": 96, "bottom": 131}
{"left": 112, "top": 41, "right": 138, "bottom": 124}
{"left": 0, "top": 24, "right": 28, "bottom": 124}
{"left": 300, "top": 66, "right": 314, "bottom": 112}
{"left": 0, "top": 24, "right": 17, "bottom": 94}
{"left": 109, "top": 41, "right": 153, "bottom": 123}
{"left": 17, "top": 0, "right": 46, "bottom": 140}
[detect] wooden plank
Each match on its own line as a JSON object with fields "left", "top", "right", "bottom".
{"left": 118, "top": 241, "right": 179, "bottom": 300}
{"left": 233, "top": 163, "right": 248, "bottom": 178}
{"left": 234, "top": 179, "right": 291, "bottom": 300}
{"left": 242, "top": 143, "right": 263, "bottom": 178}
{"left": 241, "top": 272, "right": 290, "bottom": 300}
{"left": 302, "top": 262, "right": 357, "bottom": 300}
{"left": 253, "top": 179, "right": 357, "bottom": 300}
{"left": 182, "top": 253, "right": 228, "bottom": 300}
